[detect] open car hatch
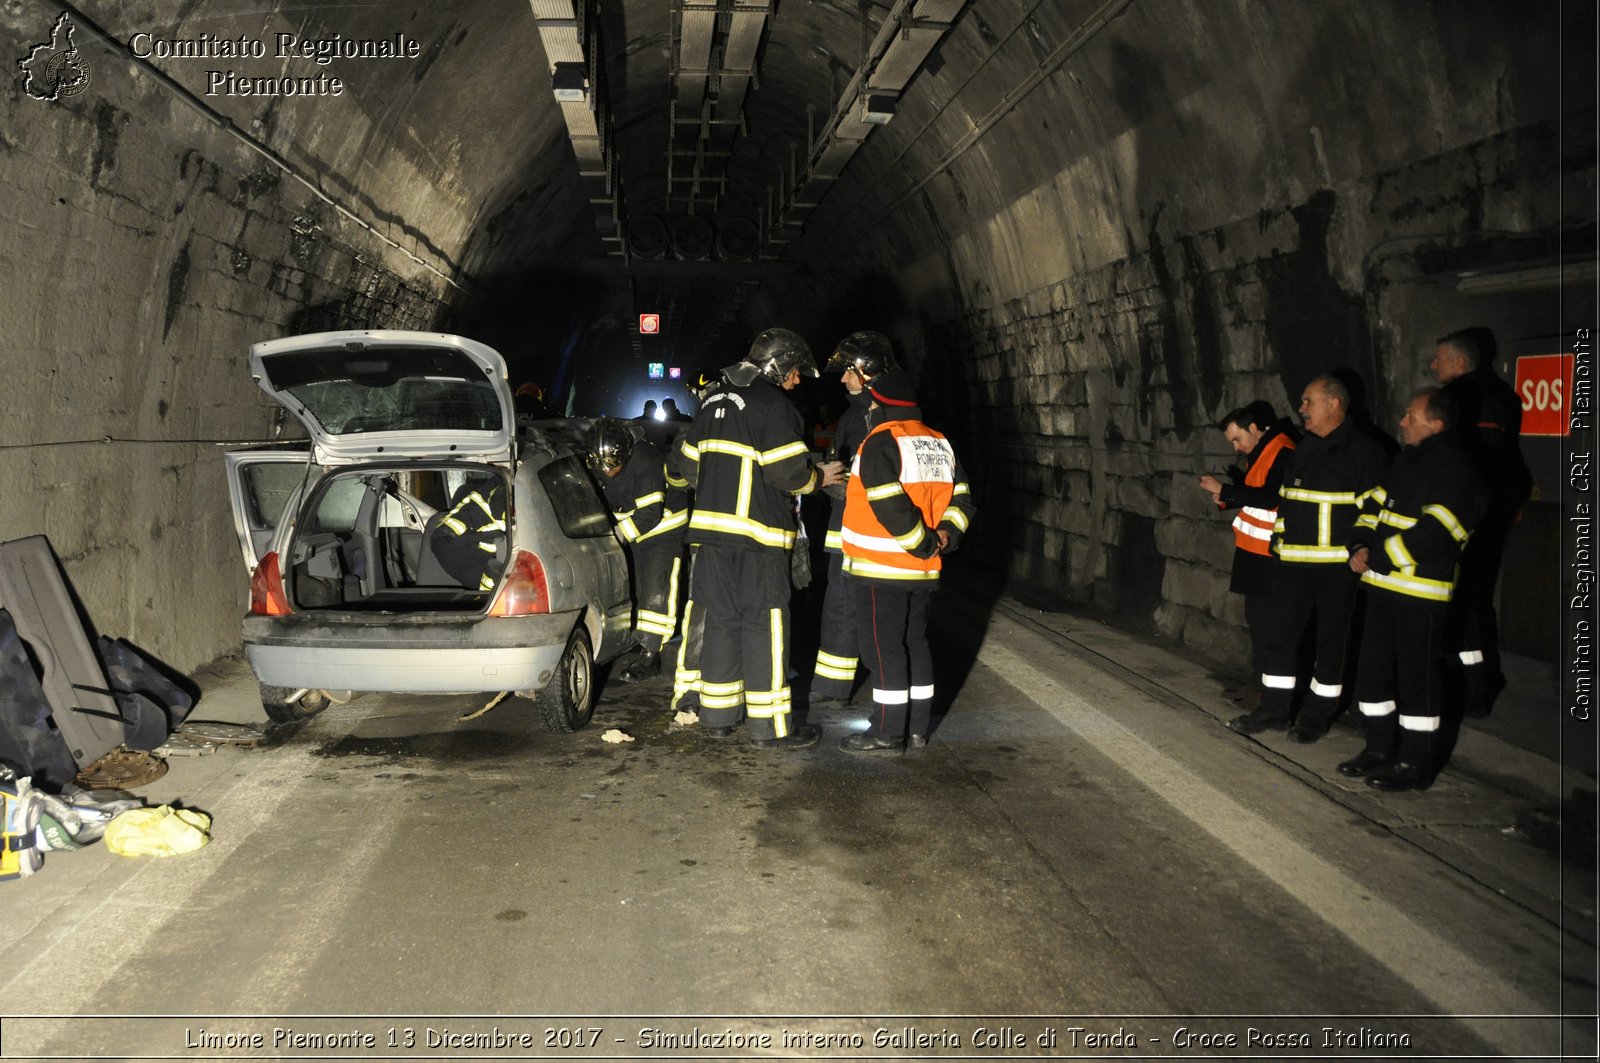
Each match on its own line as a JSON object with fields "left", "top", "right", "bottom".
{"left": 249, "top": 330, "right": 515, "bottom": 465}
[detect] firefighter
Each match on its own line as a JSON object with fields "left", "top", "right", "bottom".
{"left": 1199, "top": 401, "right": 1298, "bottom": 708}
{"left": 665, "top": 331, "right": 844, "bottom": 747}
{"left": 668, "top": 369, "right": 721, "bottom": 714}
{"left": 838, "top": 371, "right": 975, "bottom": 753}
{"left": 1228, "top": 375, "right": 1389, "bottom": 741}
{"left": 810, "top": 330, "right": 901, "bottom": 708}
{"left": 585, "top": 417, "right": 687, "bottom": 682}
{"left": 428, "top": 476, "right": 508, "bottom": 591}
{"left": 1431, "top": 327, "right": 1532, "bottom": 717}
{"left": 1340, "top": 388, "right": 1487, "bottom": 790}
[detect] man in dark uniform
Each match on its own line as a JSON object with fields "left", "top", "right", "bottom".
{"left": 429, "top": 476, "right": 508, "bottom": 592}
{"left": 1431, "top": 327, "right": 1532, "bottom": 716}
{"left": 1228, "top": 375, "right": 1389, "bottom": 742}
{"left": 669, "top": 369, "right": 721, "bottom": 714}
{"left": 584, "top": 416, "right": 687, "bottom": 682}
{"left": 1199, "top": 401, "right": 1298, "bottom": 709}
{"left": 837, "top": 371, "right": 975, "bottom": 753}
{"left": 1340, "top": 388, "right": 1487, "bottom": 790}
{"left": 666, "top": 330, "right": 844, "bottom": 747}
{"left": 810, "top": 330, "right": 900, "bottom": 707}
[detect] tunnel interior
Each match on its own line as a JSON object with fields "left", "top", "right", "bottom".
{"left": 0, "top": 0, "right": 1593, "bottom": 675}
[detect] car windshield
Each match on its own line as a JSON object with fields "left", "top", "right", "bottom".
{"left": 265, "top": 346, "right": 505, "bottom": 435}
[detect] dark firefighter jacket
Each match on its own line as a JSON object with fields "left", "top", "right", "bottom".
{"left": 1350, "top": 431, "right": 1487, "bottom": 604}
{"left": 430, "top": 481, "right": 507, "bottom": 591}
{"left": 597, "top": 439, "right": 687, "bottom": 548}
{"left": 1272, "top": 417, "right": 1389, "bottom": 565}
{"left": 823, "top": 390, "right": 872, "bottom": 553}
{"left": 666, "top": 376, "right": 819, "bottom": 552}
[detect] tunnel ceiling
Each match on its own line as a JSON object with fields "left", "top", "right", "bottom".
{"left": 62, "top": 0, "right": 1579, "bottom": 376}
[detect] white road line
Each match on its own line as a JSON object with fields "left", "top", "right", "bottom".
{"left": 977, "top": 633, "right": 1556, "bottom": 1054}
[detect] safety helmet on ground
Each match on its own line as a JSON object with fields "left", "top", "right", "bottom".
{"left": 738, "top": 327, "right": 819, "bottom": 386}
{"left": 825, "top": 331, "right": 898, "bottom": 380}
{"left": 583, "top": 416, "right": 635, "bottom": 476}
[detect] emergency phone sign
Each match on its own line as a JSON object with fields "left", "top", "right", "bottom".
{"left": 1515, "top": 353, "right": 1574, "bottom": 436}
{"left": 639, "top": 313, "right": 660, "bottom": 335}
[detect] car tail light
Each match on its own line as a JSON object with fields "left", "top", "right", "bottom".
{"left": 249, "top": 552, "right": 292, "bottom": 616}
{"left": 488, "top": 550, "right": 550, "bottom": 616}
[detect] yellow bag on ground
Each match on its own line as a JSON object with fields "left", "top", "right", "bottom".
{"left": 103, "top": 806, "right": 211, "bottom": 857}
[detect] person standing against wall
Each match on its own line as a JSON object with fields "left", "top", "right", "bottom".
{"left": 1199, "top": 401, "right": 1298, "bottom": 710}
{"left": 1228, "top": 375, "right": 1388, "bottom": 742}
{"left": 1430, "top": 327, "right": 1532, "bottom": 717}
{"left": 838, "top": 371, "right": 975, "bottom": 753}
{"left": 1341, "top": 388, "right": 1487, "bottom": 789}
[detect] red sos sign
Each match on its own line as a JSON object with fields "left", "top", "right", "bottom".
{"left": 1515, "top": 354, "right": 1574, "bottom": 436}
{"left": 639, "top": 313, "right": 660, "bottom": 335}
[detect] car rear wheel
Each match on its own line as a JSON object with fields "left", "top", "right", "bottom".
{"left": 537, "top": 627, "right": 595, "bottom": 733}
{"left": 260, "top": 683, "right": 331, "bottom": 724}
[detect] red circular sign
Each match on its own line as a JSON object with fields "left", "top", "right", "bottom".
{"left": 639, "top": 313, "right": 660, "bottom": 335}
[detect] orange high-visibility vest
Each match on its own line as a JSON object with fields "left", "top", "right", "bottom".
{"left": 841, "top": 420, "right": 956, "bottom": 580}
{"left": 1231, "top": 432, "right": 1295, "bottom": 556}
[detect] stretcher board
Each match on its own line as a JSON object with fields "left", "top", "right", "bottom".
{"left": 0, "top": 536, "right": 125, "bottom": 767}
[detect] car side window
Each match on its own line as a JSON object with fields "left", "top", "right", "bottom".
{"left": 243, "top": 463, "right": 305, "bottom": 529}
{"left": 539, "top": 455, "right": 614, "bottom": 539}
{"left": 304, "top": 477, "right": 368, "bottom": 533}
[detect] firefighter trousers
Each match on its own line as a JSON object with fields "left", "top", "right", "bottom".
{"left": 853, "top": 580, "right": 934, "bottom": 741}
{"left": 1354, "top": 592, "right": 1446, "bottom": 762}
{"left": 672, "top": 546, "right": 705, "bottom": 711}
{"left": 1259, "top": 563, "right": 1360, "bottom": 725}
{"left": 811, "top": 551, "right": 859, "bottom": 701}
{"left": 631, "top": 541, "right": 682, "bottom": 655}
{"left": 693, "top": 545, "right": 794, "bottom": 739}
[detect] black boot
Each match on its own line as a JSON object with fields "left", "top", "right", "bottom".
{"left": 1227, "top": 708, "right": 1289, "bottom": 735}
{"left": 1366, "top": 726, "right": 1435, "bottom": 791}
{"left": 618, "top": 650, "right": 660, "bottom": 683}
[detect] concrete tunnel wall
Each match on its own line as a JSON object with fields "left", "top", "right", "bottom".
{"left": 0, "top": 0, "right": 1593, "bottom": 679}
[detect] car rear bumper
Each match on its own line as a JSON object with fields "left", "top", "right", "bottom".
{"left": 242, "top": 609, "right": 580, "bottom": 692}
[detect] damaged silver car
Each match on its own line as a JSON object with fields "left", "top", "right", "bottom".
{"left": 224, "top": 330, "right": 635, "bottom": 729}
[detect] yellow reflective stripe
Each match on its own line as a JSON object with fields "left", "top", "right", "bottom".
{"left": 680, "top": 442, "right": 701, "bottom": 460}
{"left": 1275, "top": 543, "right": 1350, "bottom": 562}
{"left": 1384, "top": 534, "right": 1416, "bottom": 569}
{"left": 1354, "top": 515, "right": 1379, "bottom": 530}
{"left": 1281, "top": 487, "right": 1360, "bottom": 504}
{"left": 736, "top": 452, "right": 753, "bottom": 520}
{"left": 632, "top": 491, "right": 665, "bottom": 509}
{"left": 1356, "top": 486, "right": 1385, "bottom": 507}
{"left": 769, "top": 608, "right": 788, "bottom": 737}
{"left": 690, "top": 511, "right": 795, "bottom": 548}
{"left": 814, "top": 650, "right": 858, "bottom": 680}
{"left": 476, "top": 574, "right": 494, "bottom": 591}
{"left": 637, "top": 612, "right": 676, "bottom": 637}
{"left": 843, "top": 557, "right": 941, "bottom": 580}
{"left": 616, "top": 514, "right": 641, "bottom": 541}
{"left": 823, "top": 529, "right": 843, "bottom": 550}
{"left": 944, "top": 508, "right": 970, "bottom": 532}
{"left": 476, "top": 541, "right": 497, "bottom": 554}
{"left": 1361, "top": 570, "right": 1454, "bottom": 601}
{"left": 1422, "top": 504, "right": 1470, "bottom": 543}
{"left": 1378, "top": 510, "right": 1418, "bottom": 529}
{"left": 761, "top": 440, "right": 809, "bottom": 464}
{"left": 1273, "top": 518, "right": 1285, "bottom": 533}
{"left": 952, "top": 483, "right": 970, "bottom": 496}
{"left": 699, "top": 439, "right": 760, "bottom": 460}
{"left": 636, "top": 509, "right": 688, "bottom": 541}
{"left": 1319, "top": 503, "right": 1331, "bottom": 551}
{"left": 865, "top": 482, "right": 905, "bottom": 501}
{"left": 441, "top": 515, "right": 466, "bottom": 534}
{"left": 895, "top": 524, "right": 926, "bottom": 550}
{"left": 841, "top": 527, "right": 905, "bottom": 552}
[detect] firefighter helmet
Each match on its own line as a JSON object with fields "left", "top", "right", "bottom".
{"left": 825, "top": 331, "right": 898, "bottom": 380}
{"left": 738, "top": 327, "right": 818, "bottom": 386}
{"left": 583, "top": 416, "right": 634, "bottom": 476}
{"left": 688, "top": 368, "right": 720, "bottom": 401}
